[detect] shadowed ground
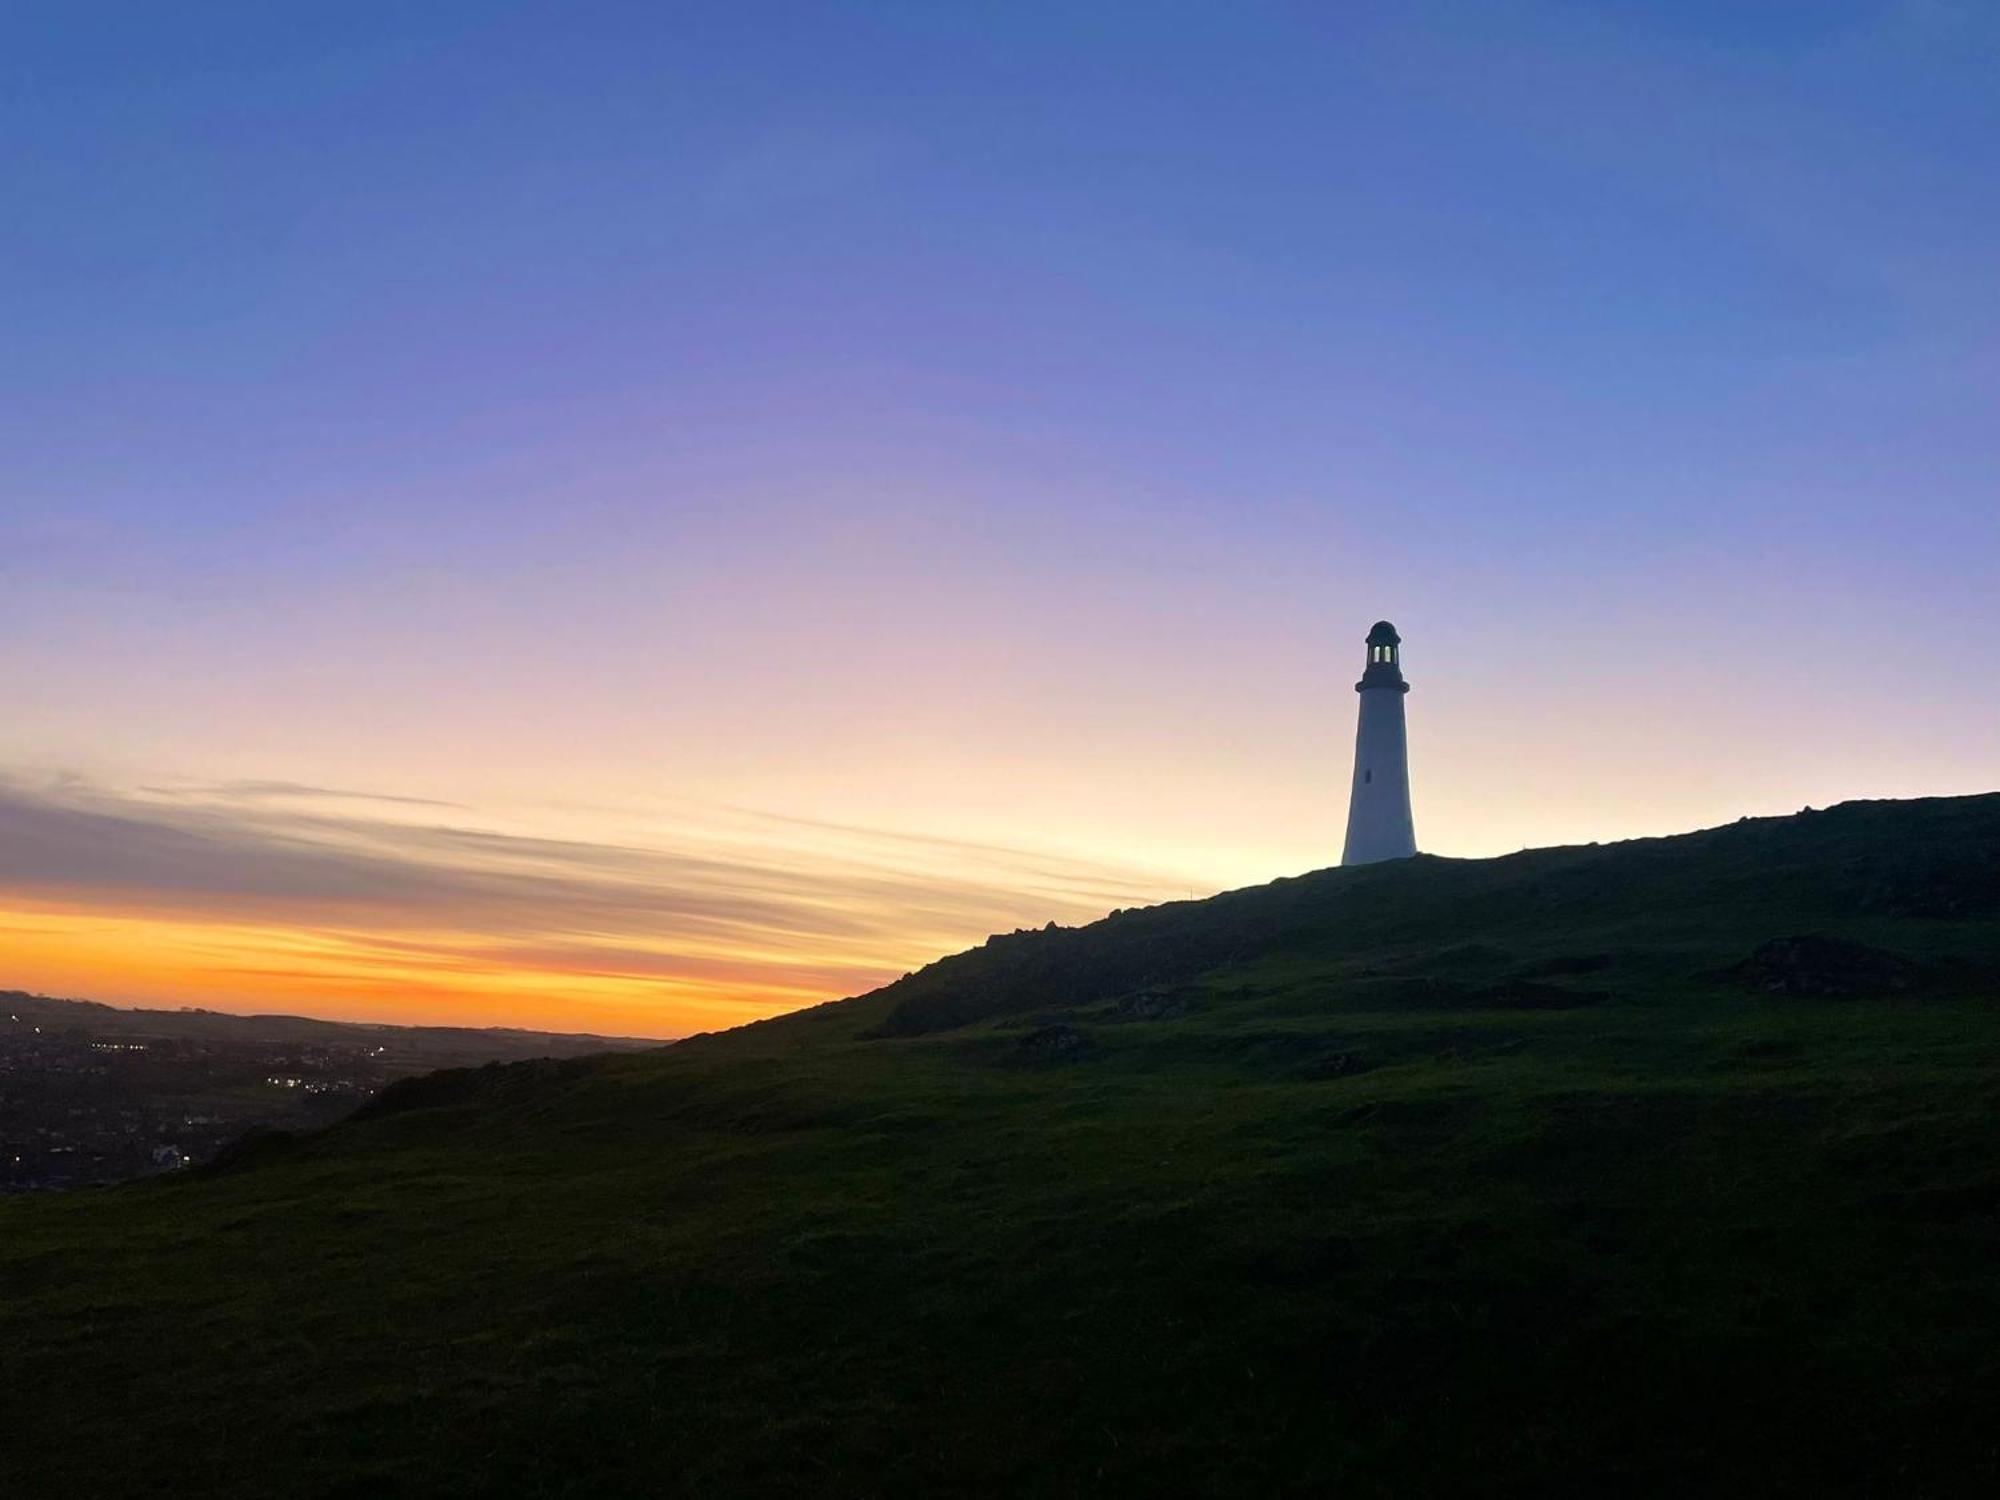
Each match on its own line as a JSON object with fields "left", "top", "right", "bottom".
{"left": 3, "top": 795, "right": 1998, "bottom": 1496}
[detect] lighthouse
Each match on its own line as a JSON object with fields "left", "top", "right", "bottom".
{"left": 1341, "top": 621, "right": 1417, "bottom": 865}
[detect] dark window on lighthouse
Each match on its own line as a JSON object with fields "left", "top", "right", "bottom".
{"left": 1365, "top": 769, "right": 1373, "bottom": 783}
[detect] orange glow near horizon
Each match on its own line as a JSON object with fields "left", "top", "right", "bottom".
{"left": 0, "top": 777, "right": 1201, "bottom": 1037}
{"left": 0, "top": 904, "right": 831, "bottom": 1038}
{"left": 4, "top": 611, "right": 1992, "bottom": 1039}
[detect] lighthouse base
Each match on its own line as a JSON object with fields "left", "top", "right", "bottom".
{"left": 1342, "top": 688, "right": 1416, "bottom": 865}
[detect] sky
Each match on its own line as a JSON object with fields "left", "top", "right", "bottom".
{"left": 3, "top": 1, "right": 1996, "bottom": 1037}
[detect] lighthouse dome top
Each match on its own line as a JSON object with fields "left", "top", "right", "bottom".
{"left": 1366, "top": 621, "right": 1401, "bottom": 647}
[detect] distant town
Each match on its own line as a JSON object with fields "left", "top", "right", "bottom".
{"left": 1, "top": 991, "right": 657, "bottom": 1191}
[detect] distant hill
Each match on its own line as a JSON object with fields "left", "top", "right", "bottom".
{"left": 1, "top": 988, "right": 661, "bottom": 1061}
{"left": 3, "top": 794, "right": 1999, "bottom": 1496}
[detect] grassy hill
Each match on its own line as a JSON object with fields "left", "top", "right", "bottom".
{"left": 4, "top": 794, "right": 1999, "bottom": 1496}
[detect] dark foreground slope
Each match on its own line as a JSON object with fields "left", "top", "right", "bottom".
{"left": 3, "top": 796, "right": 1999, "bottom": 1497}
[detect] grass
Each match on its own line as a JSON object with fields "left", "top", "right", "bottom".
{"left": 3, "top": 794, "right": 1999, "bottom": 1496}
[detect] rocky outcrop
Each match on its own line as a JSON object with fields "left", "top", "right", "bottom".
{"left": 1729, "top": 934, "right": 1925, "bottom": 998}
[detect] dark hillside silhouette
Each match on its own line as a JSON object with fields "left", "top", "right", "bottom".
{"left": 4, "top": 794, "right": 1999, "bottom": 1496}
{"left": 867, "top": 794, "right": 2000, "bottom": 1036}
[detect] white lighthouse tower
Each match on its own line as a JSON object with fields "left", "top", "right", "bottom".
{"left": 1341, "top": 620, "right": 1417, "bottom": 865}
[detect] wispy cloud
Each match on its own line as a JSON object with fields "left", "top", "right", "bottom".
{"left": 140, "top": 779, "right": 470, "bottom": 810}
{"left": 0, "top": 772, "right": 1189, "bottom": 1033}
